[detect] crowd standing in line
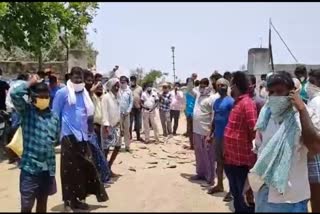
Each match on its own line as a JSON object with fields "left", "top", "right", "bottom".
{"left": 1, "top": 64, "right": 320, "bottom": 213}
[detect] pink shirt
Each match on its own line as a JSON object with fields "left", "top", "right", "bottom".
{"left": 169, "top": 90, "right": 185, "bottom": 111}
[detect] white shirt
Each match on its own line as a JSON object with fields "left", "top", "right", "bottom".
{"left": 101, "top": 91, "right": 120, "bottom": 127}
{"left": 141, "top": 91, "right": 159, "bottom": 111}
{"left": 193, "top": 91, "right": 220, "bottom": 136}
{"left": 308, "top": 94, "right": 320, "bottom": 116}
{"left": 251, "top": 108, "right": 320, "bottom": 203}
{"left": 169, "top": 90, "right": 185, "bottom": 111}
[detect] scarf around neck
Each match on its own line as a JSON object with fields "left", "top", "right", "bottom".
{"left": 251, "top": 104, "right": 300, "bottom": 194}
{"left": 66, "top": 80, "right": 95, "bottom": 116}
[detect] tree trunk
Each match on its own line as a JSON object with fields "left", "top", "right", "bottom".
{"left": 38, "top": 50, "right": 42, "bottom": 71}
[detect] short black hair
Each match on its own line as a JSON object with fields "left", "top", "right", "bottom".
{"left": 267, "top": 71, "right": 294, "bottom": 90}
{"left": 30, "top": 82, "right": 49, "bottom": 95}
{"left": 17, "top": 73, "right": 29, "bottom": 81}
{"left": 261, "top": 74, "right": 267, "bottom": 81}
{"left": 175, "top": 82, "right": 181, "bottom": 87}
{"left": 232, "top": 71, "right": 250, "bottom": 94}
{"left": 294, "top": 65, "right": 307, "bottom": 76}
{"left": 70, "top": 67, "right": 83, "bottom": 77}
{"left": 130, "top": 76, "right": 137, "bottom": 81}
{"left": 195, "top": 80, "right": 200, "bottom": 87}
{"left": 94, "top": 73, "right": 103, "bottom": 80}
{"left": 49, "top": 75, "right": 58, "bottom": 85}
{"left": 120, "top": 76, "right": 129, "bottom": 83}
{"left": 200, "top": 78, "right": 210, "bottom": 87}
{"left": 309, "top": 69, "right": 320, "bottom": 84}
{"left": 248, "top": 74, "right": 256, "bottom": 85}
{"left": 210, "top": 72, "right": 222, "bottom": 82}
{"left": 37, "top": 70, "right": 46, "bottom": 78}
{"left": 223, "top": 71, "right": 232, "bottom": 79}
{"left": 83, "top": 69, "right": 93, "bottom": 80}
{"left": 65, "top": 73, "right": 70, "bottom": 82}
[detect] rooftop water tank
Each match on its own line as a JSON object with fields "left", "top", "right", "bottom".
{"left": 247, "top": 48, "right": 270, "bottom": 75}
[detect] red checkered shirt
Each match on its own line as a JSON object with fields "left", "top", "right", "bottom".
{"left": 224, "top": 94, "right": 257, "bottom": 168}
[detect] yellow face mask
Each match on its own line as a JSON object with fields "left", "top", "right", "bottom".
{"left": 34, "top": 98, "right": 50, "bottom": 110}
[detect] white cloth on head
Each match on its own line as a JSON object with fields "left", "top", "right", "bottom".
{"left": 216, "top": 78, "right": 230, "bottom": 87}
{"left": 106, "top": 78, "right": 119, "bottom": 91}
{"left": 66, "top": 80, "right": 94, "bottom": 116}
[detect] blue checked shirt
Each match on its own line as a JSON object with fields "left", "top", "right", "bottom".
{"left": 11, "top": 83, "right": 60, "bottom": 176}
{"left": 159, "top": 93, "right": 172, "bottom": 112}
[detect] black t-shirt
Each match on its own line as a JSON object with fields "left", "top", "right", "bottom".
{"left": 0, "top": 80, "right": 10, "bottom": 111}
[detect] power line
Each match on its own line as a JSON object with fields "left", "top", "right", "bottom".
{"left": 270, "top": 21, "right": 299, "bottom": 63}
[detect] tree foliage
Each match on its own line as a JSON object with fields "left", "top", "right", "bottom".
{"left": 0, "top": 2, "right": 98, "bottom": 69}
{"left": 142, "top": 69, "right": 163, "bottom": 85}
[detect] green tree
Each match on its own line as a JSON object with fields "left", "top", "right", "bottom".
{"left": 142, "top": 69, "right": 164, "bottom": 85}
{"left": 0, "top": 2, "right": 98, "bottom": 70}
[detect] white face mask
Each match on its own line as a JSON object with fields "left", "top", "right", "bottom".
{"left": 120, "top": 82, "right": 127, "bottom": 89}
{"left": 268, "top": 96, "right": 291, "bottom": 117}
{"left": 73, "top": 83, "right": 85, "bottom": 92}
{"left": 306, "top": 82, "right": 320, "bottom": 100}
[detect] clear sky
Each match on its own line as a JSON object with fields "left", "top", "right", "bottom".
{"left": 87, "top": 2, "right": 320, "bottom": 81}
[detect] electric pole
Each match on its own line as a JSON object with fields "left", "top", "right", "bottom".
{"left": 171, "top": 46, "right": 176, "bottom": 83}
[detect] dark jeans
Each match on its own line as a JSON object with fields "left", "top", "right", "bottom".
{"left": 94, "top": 123, "right": 101, "bottom": 148}
{"left": 130, "top": 107, "right": 142, "bottom": 139}
{"left": 186, "top": 116, "right": 193, "bottom": 149}
{"left": 224, "top": 164, "right": 254, "bottom": 213}
{"left": 170, "top": 110, "right": 180, "bottom": 134}
{"left": 20, "top": 170, "right": 55, "bottom": 212}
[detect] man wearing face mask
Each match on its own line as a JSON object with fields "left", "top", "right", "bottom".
{"left": 169, "top": 82, "right": 184, "bottom": 135}
{"left": 248, "top": 75, "right": 265, "bottom": 115}
{"left": 101, "top": 78, "right": 122, "bottom": 177}
{"left": 186, "top": 77, "right": 219, "bottom": 186}
{"left": 304, "top": 69, "right": 320, "bottom": 213}
{"left": 92, "top": 73, "right": 104, "bottom": 147}
{"left": 294, "top": 65, "right": 309, "bottom": 103}
{"left": 84, "top": 70, "right": 111, "bottom": 187}
{"left": 246, "top": 71, "right": 320, "bottom": 212}
{"left": 159, "top": 82, "right": 173, "bottom": 138}
{"left": 223, "top": 71, "right": 257, "bottom": 213}
{"left": 53, "top": 67, "right": 108, "bottom": 211}
{"left": 129, "top": 76, "right": 143, "bottom": 141}
{"left": 11, "top": 75, "right": 60, "bottom": 212}
{"left": 141, "top": 83, "right": 159, "bottom": 143}
{"left": 119, "top": 76, "right": 133, "bottom": 152}
{"left": 207, "top": 78, "right": 234, "bottom": 202}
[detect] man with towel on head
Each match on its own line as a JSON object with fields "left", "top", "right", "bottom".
{"left": 53, "top": 67, "right": 108, "bottom": 211}
{"left": 101, "top": 77, "right": 122, "bottom": 177}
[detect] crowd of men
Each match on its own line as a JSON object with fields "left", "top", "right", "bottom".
{"left": 1, "top": 64, "right": 320, "bottom": 213}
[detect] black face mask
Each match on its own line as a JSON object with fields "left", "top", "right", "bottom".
{"left": 85, "top": 84, "right": 93, "bottom": 91}
{"left": 217, "top": 87, "right": 228, "bottom": 96}
{"left": 95, "top": 92, "right": 103, "bottom": 97}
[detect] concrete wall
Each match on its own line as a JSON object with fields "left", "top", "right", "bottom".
{"left": 0, "top": 61, "right": 67, "bottom": 79}
{"left": 0, "top": 49, "right": 91, "bottom": 79}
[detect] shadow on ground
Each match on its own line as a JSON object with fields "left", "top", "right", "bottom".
{"left": 51, "top": 203, "right": 108, "bottom": 212}
{"left": 180, "top": 173, "right": 207, "bottom": 185}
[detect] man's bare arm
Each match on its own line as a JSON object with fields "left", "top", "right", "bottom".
{"left": 289, "top": 91, "right": 320, "bottom": 155}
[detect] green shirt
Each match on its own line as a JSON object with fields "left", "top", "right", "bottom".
{"left": 11, "top": 83, "right": 60, "bottom": 176}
